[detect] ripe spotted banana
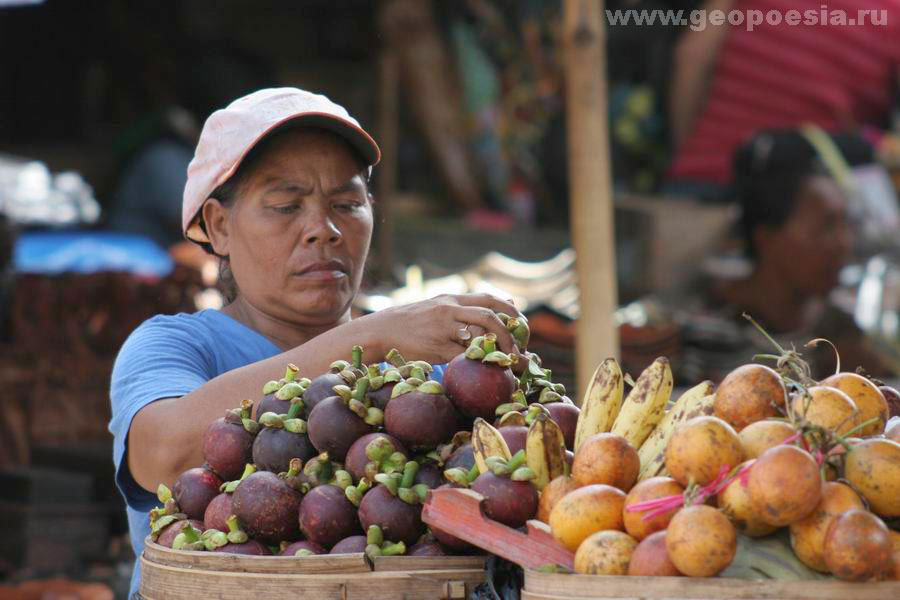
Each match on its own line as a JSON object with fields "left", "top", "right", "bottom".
{"left": 610, "top": 357, "right": 673, "bottom": 449}
{"left": 574, "top": 358, "right": 624, "bottom": 452}
{"left": 638, "top": 385, "right": 716, "bottom": 481}
{"left": 525, "top": 413, "right": 567, "bottom": 490}
{"left": 472, "top": 418, "right": 511, "bottom": 474}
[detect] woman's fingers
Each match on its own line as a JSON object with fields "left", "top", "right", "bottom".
{"left": 453, "top": 306, "right": 518, "bottom": 354}
{"left": 453, "top": 293, "right": 524, "bottom": 322}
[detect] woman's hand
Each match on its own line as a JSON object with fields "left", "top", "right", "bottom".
{"left": 356, "top": 293, "right": 526, "bottom": 365}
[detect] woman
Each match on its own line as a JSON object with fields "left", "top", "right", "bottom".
{"left": 109, "top": 88, "right": 523, "bottom": 595}
{"left": 676, "top": 130, "right": 891, "bottom": 382}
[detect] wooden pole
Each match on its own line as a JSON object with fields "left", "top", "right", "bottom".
{"left": 375, "top": 47, "right": 399, "bottom": 284}
{"left": 563, "top": 0, "right": 619, "bottom": 399}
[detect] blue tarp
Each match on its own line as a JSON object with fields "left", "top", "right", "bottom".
{"left": 14, "top": 231, "right": 174, "bottom": 277}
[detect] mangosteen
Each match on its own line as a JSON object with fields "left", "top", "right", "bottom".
{"left": 258, "top": 363, "right": 311, "bottom": 417}
{"left": 308, "top": 377, "right": 380, "bottom": 461}
{"left": 296, "top": 453, "right": 353, "bottom": 490}
{"left": 345, "top": 433, "right": 408, "bottom": 483}
{"left": 232, "top": 471, "right": 303, "bottom": 544}
{"left": 470, "top": 451, "right": 538, "bottom": 528}
{"left": 171, "top": 521, "right": 206, "bottom": 551}
{"left": 302, "top": 346, "right": 366, "bottom": 419}
{"left": 363, "top": 524, "right": 406, "bottom": 559}
{"left": 497, "top": 312, "right": 530, "bottom": 351}
{"left": 545, "top": 402, "right": 579, "bottom": 451}
{"left": 252, "top": 401, "right": 317, "bottom": 473}
{"left": 497, "top": 420, "right": 528, "bottom": 456}
{"left": 211, "top": 515, "right": 271, "bottom": 555}
{"left": 408, "top": 540, "right": 448, "bottom": 556}
{"left": 204, "top": 464, "right": 256, "bottom": 532}
{"left": 414, "top": 462, "right": 445, "bottom": 490}
{"left": 365, "top": 348, "right": 413, "bottom": 410}
{"left": 330, "top": 535, "right": 368, "bottom": 554}
{"left": 299, "top": 483, "right": 364, "bottom": 549}
{"left": 428, "top": 483, "right": 475, "bottom": 552}
{"left": 281, "top": 540, "right": 327, "bottom": 556}
{"left": 174, "top": 467, "right": 223, "bottom": 520}
{"left": 444, "top": 442, "right": 476, "bottom": 472}
{"left": 357, "top": 462, "right": 427, "bottom": 546}
{"left": 156, "top": 518, "right": 202, "bottom": 548}
{"left": 202, "top": 399, "right": 258, "bottom": 481}
{"left": 385, "top": 368, "right": 460, "bottom": 449}
{"left": 444, "top": 334, "right": 517, "bottom": 419}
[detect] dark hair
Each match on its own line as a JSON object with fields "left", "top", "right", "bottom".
{"left": 198, "top": 125, "right": 371, "bottom": 303}
{"left": 733, "top": 130, "right": 829, "bottom": 258}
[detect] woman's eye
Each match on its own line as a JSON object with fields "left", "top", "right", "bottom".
{"left": 334, "top": 201, "right": 363, "bottom": 212}
{"left": 272, "top": 204, "right": 299, "bottom": 214}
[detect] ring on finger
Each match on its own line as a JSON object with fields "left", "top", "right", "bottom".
{"left": 457, "top": 325, "right": 472, "bottom": 342}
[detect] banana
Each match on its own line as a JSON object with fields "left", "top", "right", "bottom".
{"left": 525, "top": 413, "right": 567, "bottom": 490}
{"left": 638, "top": 386, "right": 716, "bottom": 481}
{"left": 610, "top": 357, "right": 674, "bottom": 450}
{"left": 472, "top": 418, "right": 511, "bottom": 474}
{"left": 574, "top": 358, "right": 625, "bottom": 452}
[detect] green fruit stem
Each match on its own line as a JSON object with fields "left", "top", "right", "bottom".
{"left": 483, "top": 334, "right": 497, "bottom": 354}
{"left": 381, "top": 541, "right": 405, "bottom": 556}
{"left": 364, "top": 407, "right": 384, "bottom": 427}
{"left": 201, "top": 529, "right": 228, "bottom": 551}
{"left": 240, "top": 398, "right": 254, "bottom": 420}
{"left": 226, "top": 515, "right": 249, "bottom": 544}
{"left": 352, "top": 377, "right": 370, "bottom": 403}
{"left": 157, "top": 484, "right": 173, "bottom": 504}
{"left": 443, "top": 468, "right": 470, "bottom": 487}
{"left": 285, "top": 363, "right": 299, "bottom": 383}
{"left": 507, "top": 449, "right": 527, "bottom": 471}
{"left": 400, "top": 461, "right": 419, "bottom": 489}
{"left": 259, "top": 412, "right": 284, "bottom": 429}
{"left": 287, "top": 397, "right": 305, "bottom": 420}
{"left": 286, "top": 459, "right": 303, "bottom": 479}
{"left": 511, "top": 467, "right": 536, "bottom": 481}
{"left": 351, "top": 345, "right": 364, "bottom": 370}
{"left": 375, "top": 473, "right": 401, "bottom": 496}
{"left": 276, "top": 381, "right": 304, "bottom": 401}
{"left": 283, "top": 417, "right": 307, "bottom": 434}
{"left": 367, "top": 524, "right": 384, "bottom": 546}
{"left": 262, "top": 380, "right": 281, "bottom": 395}
{"left": 180, "top": 521, "right": 202, "bottom": 544}
{"left": 242, "top": 418, "right": 259, "bottom": 435}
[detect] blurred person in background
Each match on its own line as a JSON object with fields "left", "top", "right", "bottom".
{"left": 675, "top": 130, "right": 893, "bottom": 381}
{"left": 666, "top": 0, "right": 900, "bottom": 199}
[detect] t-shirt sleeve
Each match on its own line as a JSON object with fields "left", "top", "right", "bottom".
{"left": 109, "top": 315, "right": 215, "bottom": 511}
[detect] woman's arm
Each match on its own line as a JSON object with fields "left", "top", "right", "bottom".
{"left": 668, "top": 0, "right": 735, "bottom": 148}
{"left": 127, "top": 293, "right": 522, "bottom": 493}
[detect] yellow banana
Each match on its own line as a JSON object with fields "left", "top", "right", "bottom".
{"left": 638, "top": 388, "right": 716, "bottom": 481}
{"left": 610, "top": 357, "right": 674, "bottom": 449}
{"left": 472, "top": 418, "right": 511, "bottom": 474}
{"left": 574, "top": 358, "right": 625, "bottom": 452}
{"left": 525, "top": 413, "right": 567, "bottom": 490}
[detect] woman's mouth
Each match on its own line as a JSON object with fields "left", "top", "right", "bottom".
{"left": 293, "top": 260, "right": 349, "bottom": 281}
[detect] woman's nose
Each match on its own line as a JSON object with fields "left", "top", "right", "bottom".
{"left": 302, "top": 211, "right": 342, "bottom": 246}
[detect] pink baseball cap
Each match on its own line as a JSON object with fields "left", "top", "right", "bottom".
{"left": 182, "top": 87, "right": 381, "bottom": 244}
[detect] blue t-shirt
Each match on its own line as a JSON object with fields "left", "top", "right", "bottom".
{"left": 109, "top": 309, "right": 445, "bottom": 597}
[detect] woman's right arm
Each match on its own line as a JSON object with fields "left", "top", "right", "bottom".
{"left": 127, "top": 293, "right": 522, "bottom": 493}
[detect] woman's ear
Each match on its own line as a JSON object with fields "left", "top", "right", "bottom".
{"left": 202, "top": 198, "right": 230, "bottom": 257}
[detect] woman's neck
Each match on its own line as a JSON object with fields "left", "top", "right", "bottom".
{"left": 221, "top": 297, "right": 349, "bottom": 351}
{"left": 720, "top": 266, "right": 814, "bottom": 333}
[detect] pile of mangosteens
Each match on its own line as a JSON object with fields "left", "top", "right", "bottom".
{"left": 149, "top": 320, "right": 581, "bottom": 558}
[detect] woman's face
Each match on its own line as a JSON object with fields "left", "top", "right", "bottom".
{"left": 760, "top": 175, "right": 851, "bottom": 296}
{"left": 206, "top": 128, "right": 374, "bottom": 326}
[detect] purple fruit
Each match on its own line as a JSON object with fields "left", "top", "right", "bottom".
{"left": 367, "top": 382, "right": 396, "bottom": 411}
{"left": 344, "top": 433, "right": 408, "bottom": 482}
{"left": 173, "top": 467, "right": 223, "bottom": 520}
{"left": 444, "top": 443, "right": 475, "bottom": 472}
{"left": 546, "top": 402, "right": 580, "bottom": 450}
{"left": 408, "top": 540, "right": 448, "bottom": 556}
{"left": 232, "top": 471, "right": 303, "bottom": 544}
{"left": 429, "top": 484, "right": 474, "bottom": 552}
{"left": 444, "top": 352, "right": 516, "bottom": 419}
{"left": 256, "top": 393, "right": 291, "bottom": 419}
{"left": 252, "top": 427, "right": 317, "bottom": 473}
{"left": 330, "top": 535, "right": 368, "bottom": 554}
{"left": 202, "top": 401, "right": 256, "bottom": 481}
{"left": 358, "top": 484, "right": 424, "bottom": 546}
{"left": 213, "top": 540, "right": 271, "bottom": 555}
{"left": 299, "top": 484, "right": 362, "bottom": 549}
{"left": 498, "top": 425, "right": 528, "bottom": 456}
{"left": 471, "top": 472, "right": 537, "bottom": 528}
{"left": 203, "top": 492, "right": 233, "bottom": 533}
{"left": 414, "top": 463, "right": 445, "bottom": 490}
{"left": 156, "top": 519, "right": 203, "bottom": 548}
{"left": 385, "top": 388, "right": 460, "bottom": 449}
{"left": 307, "top": 396, "right": 373, "bottom": 461}
{"left": 281, "top": 540, "right": 327, "bottom": 556}
{"left": 302, "top": 373, "right": 346, "bottom": 418}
